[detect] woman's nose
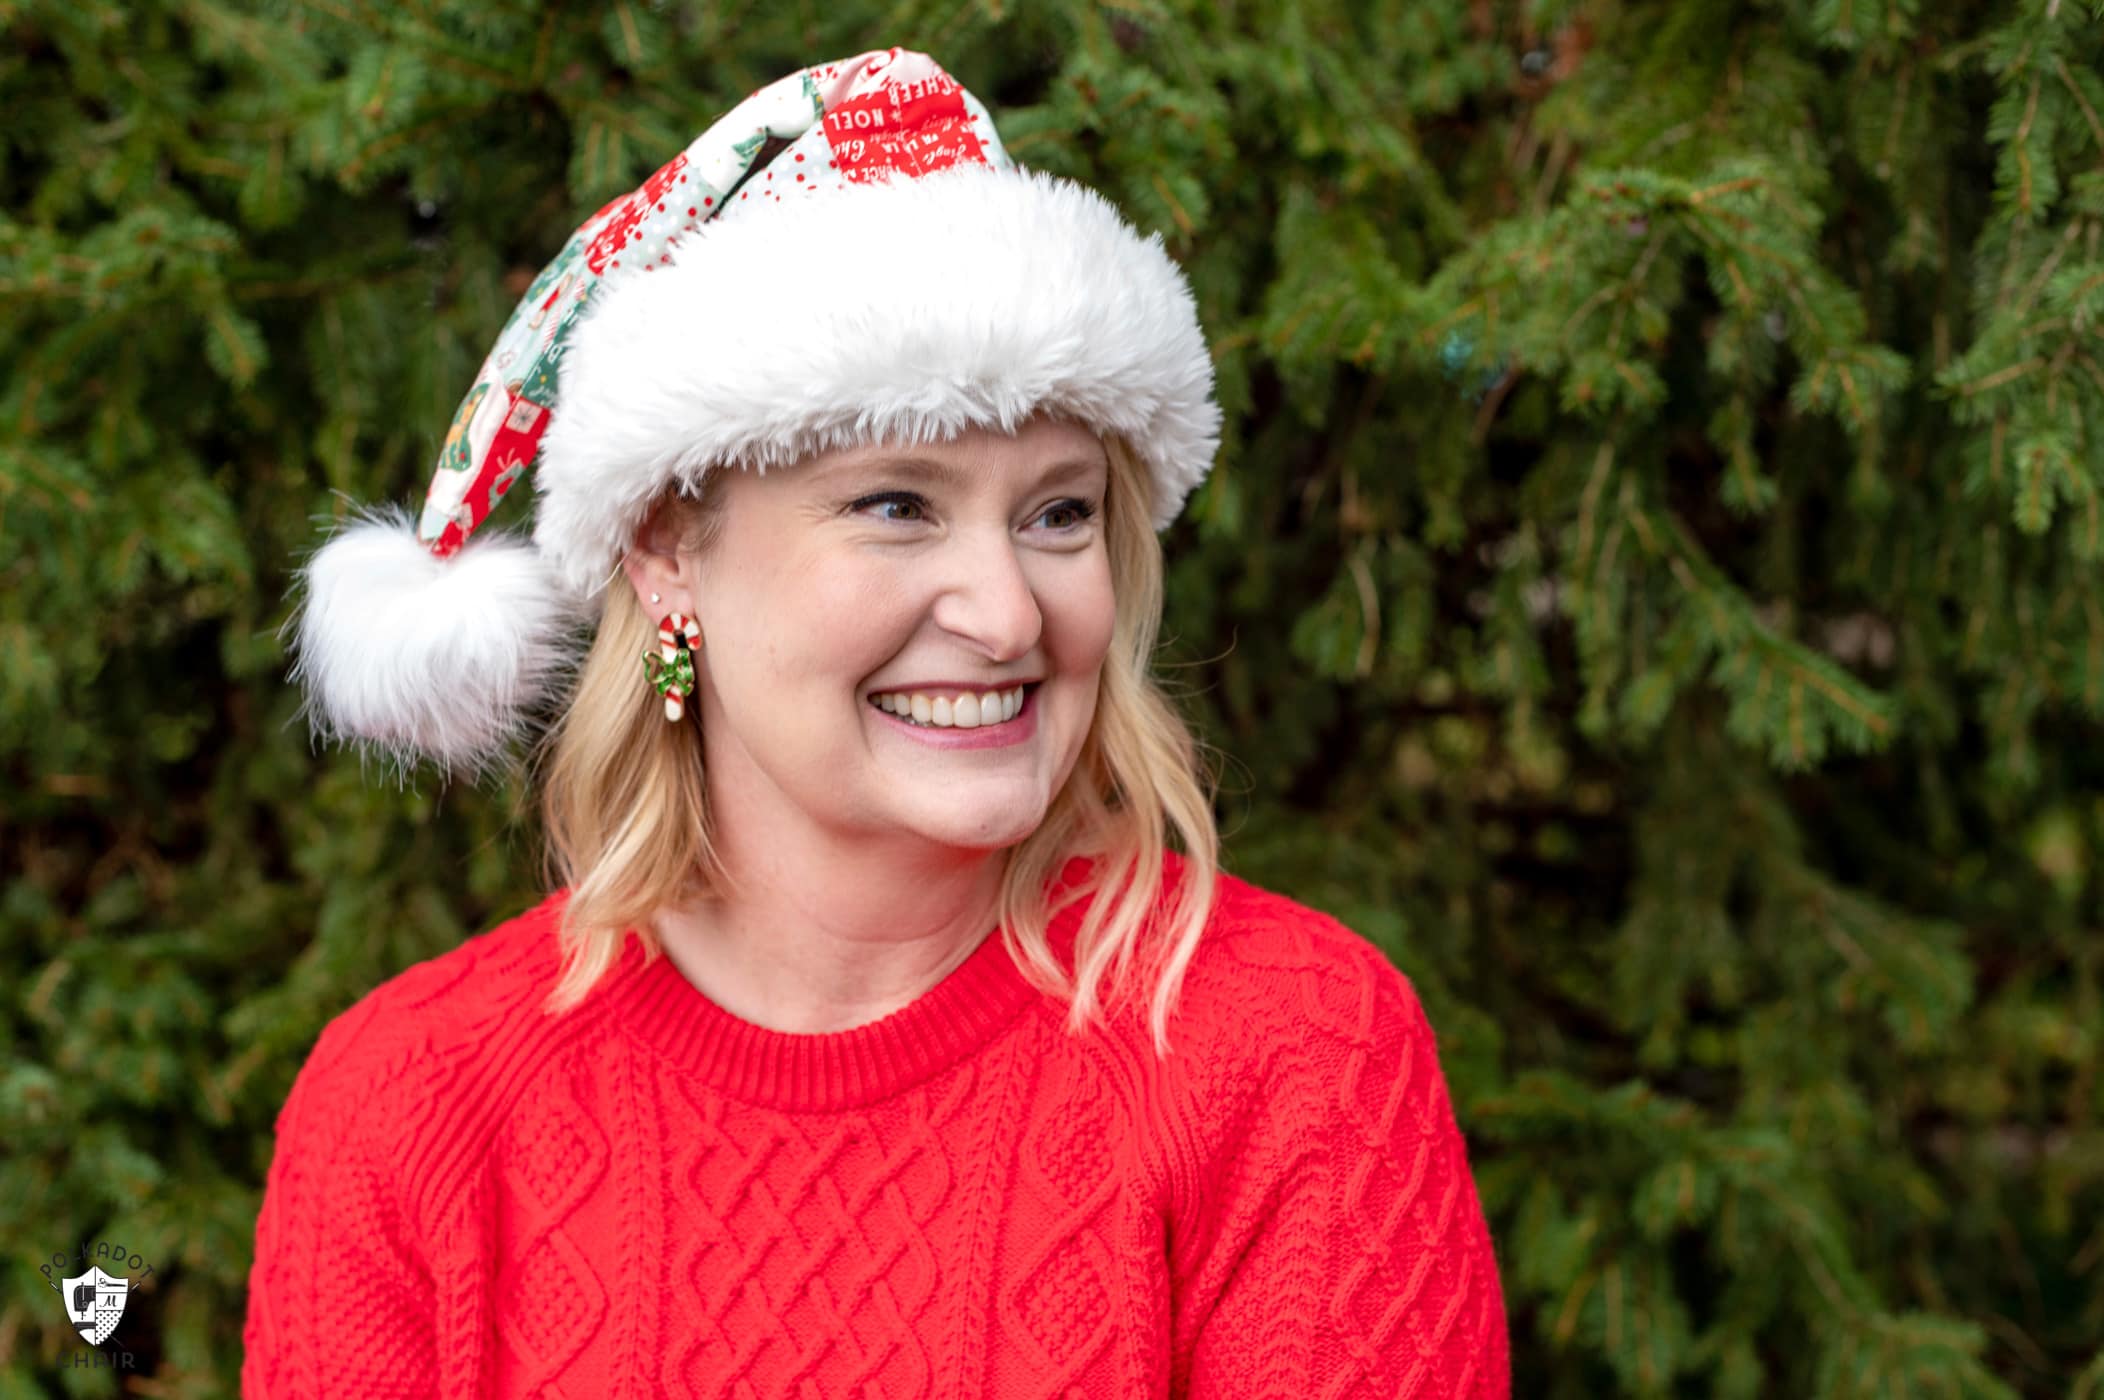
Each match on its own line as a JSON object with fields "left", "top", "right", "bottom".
{"left": 927, "top": 526, "right": 1045, "bottom": 661}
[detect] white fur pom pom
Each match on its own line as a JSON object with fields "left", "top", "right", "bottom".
{"left": 283, "top": 500, "right": 584, "bottom": 785}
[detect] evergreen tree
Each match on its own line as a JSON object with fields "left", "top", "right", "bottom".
{"left": 2, "top": 0, "right": 2100, "bottom": 1394}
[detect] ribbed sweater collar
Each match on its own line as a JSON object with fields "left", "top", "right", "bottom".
{"left": 599, "top": 912, "right": 1041, "bottom": 1112}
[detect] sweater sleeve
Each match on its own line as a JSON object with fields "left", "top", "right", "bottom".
{"left": 241, "top": 1005, "right": 439, "bottom": 1399}
{"left": 1174, "top": 929, "right": 1510, "bottom": 1399}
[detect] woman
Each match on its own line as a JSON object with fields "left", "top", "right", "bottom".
{"left": 248, "top": 48, "right": 1510, "bottom": 1398}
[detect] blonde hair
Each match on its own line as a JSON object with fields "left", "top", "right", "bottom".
{"left": 529, "top": 428, "right": 1222, "bottom": 1058}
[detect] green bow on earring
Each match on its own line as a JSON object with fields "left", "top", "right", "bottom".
{"left": 643, "top": 647, "right": 695, "bottom": 699}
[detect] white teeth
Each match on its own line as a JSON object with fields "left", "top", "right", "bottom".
{"left": 873, "top": 685, "right": 1029, "bottom": 729}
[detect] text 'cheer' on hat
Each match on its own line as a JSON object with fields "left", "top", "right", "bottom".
{"left": 287, "top": 47, "right": 1221, "bottom": 782}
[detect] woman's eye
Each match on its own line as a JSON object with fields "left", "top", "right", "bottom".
{"left": 851, "top": 491, "right": 928, "bottom": 522}
{"left": 1039, "top": 498, "right": 1100, "bottom": 531}
{"left": 847, "top": 492, "right": 1098, "bottom": 530}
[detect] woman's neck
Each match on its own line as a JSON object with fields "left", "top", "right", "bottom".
{"left": 649, "top": 838, "right": 1009, "bottom": 1035}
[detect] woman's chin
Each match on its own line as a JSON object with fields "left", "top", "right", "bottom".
{"left": 890, "top": 795, "right": 1047, "bottom": 852}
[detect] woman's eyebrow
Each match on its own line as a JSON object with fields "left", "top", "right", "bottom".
{"left": 819, "top": 453, "right": 1108, "bottom": 487}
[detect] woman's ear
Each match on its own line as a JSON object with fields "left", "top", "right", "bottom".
{"left": 620, "top": 500, "right": 691, "bottom": 617}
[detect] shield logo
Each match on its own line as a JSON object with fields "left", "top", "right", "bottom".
{"left": 61, "top": 1266, "right": 128, "bottom": 1345}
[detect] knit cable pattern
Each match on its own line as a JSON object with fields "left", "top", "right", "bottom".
{"left": 241, "top": 859, "right": 1509, "bottom": 1397}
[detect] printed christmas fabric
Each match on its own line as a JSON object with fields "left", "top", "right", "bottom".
{"left": 416, "top": 48, "right": 1009, "bottom": 558}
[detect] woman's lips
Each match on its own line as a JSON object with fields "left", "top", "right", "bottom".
{"left": 867, "top": 683, "right": 1039, "bottom": 749}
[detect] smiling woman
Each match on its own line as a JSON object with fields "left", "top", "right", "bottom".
{"left": 537, "top": 413, "right": 1187, "bottom": 1044}
{"left": 255, "top": 45, "right": 1508, "bottom": 1400}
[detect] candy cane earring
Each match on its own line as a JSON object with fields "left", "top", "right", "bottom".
{"left": 644, "top": 614, "right": 700, "bottom": 721}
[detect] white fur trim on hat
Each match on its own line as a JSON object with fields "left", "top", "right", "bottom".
{"left": 283, "top": 501, "right": 582, "bottom": 784}
{"left": 534, "top": 162, "right": 1220, "bottom": 601}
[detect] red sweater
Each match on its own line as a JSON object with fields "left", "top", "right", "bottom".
{"left": 241, "top": 853, "right": 1510, "bottom": 1397}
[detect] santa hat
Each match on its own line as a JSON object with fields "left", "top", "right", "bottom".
{"left": 286, "top": 47, "right": 1221, "bottom": 782}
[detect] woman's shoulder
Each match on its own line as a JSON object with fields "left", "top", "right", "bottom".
{"left": 271, "top": 890, "right": 572, "bottom": 1137}
{"left": 1170, "top": 856, "right": 1435, "bottom": 1057}
{"left": 1136, "top": 862, "right": 1468, "bottom": 1214}
{"left": 1066, "top": 851, "right": 1442, "bottom": 1100}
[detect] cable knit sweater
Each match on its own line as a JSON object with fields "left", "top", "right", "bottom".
{"left": 241, "top": 852, "right": 1509, "bottom": 1398}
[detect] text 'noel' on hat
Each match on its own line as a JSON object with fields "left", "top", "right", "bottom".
{"left": 285, "top": 47, "right": 1222, "bottom": 783}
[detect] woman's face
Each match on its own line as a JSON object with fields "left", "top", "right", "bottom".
{"left": 637, "top": 414, "right": 1117, "bottom": 858}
